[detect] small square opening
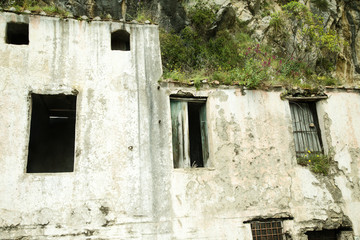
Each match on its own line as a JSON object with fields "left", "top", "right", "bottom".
{"left": 111, "top": 29, "right": 130, "bottom": 51}
{"left": 6, "top": 22, "right": 29, "bottom": 45}
{"left": 27, "top": 94, "right": 77, "bottom": 173}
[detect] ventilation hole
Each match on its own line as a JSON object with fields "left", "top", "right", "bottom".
{"left": 6, "top": 22, "right": 29, "bottom": 45}
{"left": 111, "top": 29, "right": 130, "bottom": 51}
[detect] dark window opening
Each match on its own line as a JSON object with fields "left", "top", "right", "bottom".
{"left": 111, "top": 29, "right": 130, "bottom": 51}
{"left": 170, "top": 97, "right": 209, "bottom": 168}
{"left": 290, "top": 101, "right": 323, "bottom": 157}
{"left": 250, "top": 220, "right": 284, "bottom": 240}
{"left": 188, "top": 102, "right": 204, "bottom": 168}
{"left": 6, "top": 22, "right": 29, "bottom": 45}
{"left": 27, "top": 94, "right": 77, "bottom": 173}
{"left": 306, "top": 229, "right": 339, "bottom": 240}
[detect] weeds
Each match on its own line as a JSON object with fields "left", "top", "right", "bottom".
{"left": 297, "top": 151, "right": 330, "bottom": 175}
{"left": 1, "top": 0, "right": 69, "bottom": 16}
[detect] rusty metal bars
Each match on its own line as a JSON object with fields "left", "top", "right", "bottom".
{"left": 250, "top": 221, "right": 284, "bottom": 240}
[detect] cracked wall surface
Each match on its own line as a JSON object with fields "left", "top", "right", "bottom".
{"left": 165, "top": 86, "right": 359, "bottom": 239}
{"left": 0, "top": 11, "right": 359, "bottom": 240}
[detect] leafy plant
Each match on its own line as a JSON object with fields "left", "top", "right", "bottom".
{"left": 269, "top": 12, "right": 284, "bottom": 33}
{"left": 187, "top": 0, "right": 218, "bottom": 35}
{"left": 297, "top": 151, "right": 330, "bottom": 175}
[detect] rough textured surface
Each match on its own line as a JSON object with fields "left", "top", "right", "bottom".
{"left": 1, "top": 0, "right": 360, "bottom": 80}
{"left": 41, "top": 0, "right": 360, "bottom": 82}
{"left": 0, "top": 11, "right": 360, "bottom": 239}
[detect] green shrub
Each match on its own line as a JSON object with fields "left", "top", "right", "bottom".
{"left": 207, "top": 31, "right": 243, "bottom": 69}
{"left": 269, "top": 12, "right": 284, "bottom": 33}
{"left": 160, "top": 30, "right": 191, "bottom": 71}
{"left": 187, "top": 0, "right": 218, "bottom": 35}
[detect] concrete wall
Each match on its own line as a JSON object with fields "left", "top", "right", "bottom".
{"left": 0, "top": 12, "right": 170, "bottom": 239}
{"left": 165, "top": 86, "right": 360, "bottom": 239}
{"left": 0, "top": 11, "right": 359, "bottom": 240}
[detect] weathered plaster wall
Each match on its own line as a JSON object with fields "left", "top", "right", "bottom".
{"left": 0, "top": 12, "right": 171, "bottom": 239}
{"left": 0, "top": 12, "right": 360, "bottom": 240}
{"left": 165, "top": 86, "right": 360, "bottom": 240}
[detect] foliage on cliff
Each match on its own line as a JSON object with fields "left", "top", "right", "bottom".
{"left": 160, "top": 0, "right": 344, "bottom": 89}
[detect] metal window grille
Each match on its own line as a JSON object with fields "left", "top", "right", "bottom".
{"left": 251, "top": 221, "right": 284, "bottom": 240}
{"left": 290, "top": 102, "right": 323, "bottom": 157}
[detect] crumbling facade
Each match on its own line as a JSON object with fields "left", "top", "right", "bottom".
{"left": 0, "top": 11, "right": 359, "bottom": 240}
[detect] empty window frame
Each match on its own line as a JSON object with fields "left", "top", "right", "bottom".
{"left": 170, "top": 97, "right": 209, "bottom": 168}
{"left": 289, "top": 101, "right": 323, "bottom": 157}
{"left": 6, "top": 22, "right": 29, "bottom": 45}
{"left": 111, "top": 29, "right": 130, "bottom": 51}
{"left": 250, "top": 220, "right": 284, "bottom": 240}
{"left": 306, "top": 229, "right": 338, "bottom": 240}
{"left": 27, "top": 94, "right": 77, "bottom": 173}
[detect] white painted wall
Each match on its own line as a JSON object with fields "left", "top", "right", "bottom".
{"left": 0, "top": 11, "right": 359, "bottom": 240}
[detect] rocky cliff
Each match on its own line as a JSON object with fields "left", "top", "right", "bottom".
{"left": 2, "top": 0, "right": 359, "bottom": 83}
{"left": 63, "top": 0, "right": 360, "bottom": 83}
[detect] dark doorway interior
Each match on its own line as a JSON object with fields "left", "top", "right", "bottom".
{"left": 27, "top": 94, "right": 77, "bottom": 173}
{"left": 306, "top": 230, "right": 338, "bottom": 240}
{"left": 188, "top": 102, "right": 204, "bottom": 168}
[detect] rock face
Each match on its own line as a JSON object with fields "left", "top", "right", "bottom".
{"left": 44, "top": 0, "right": 360, "bottom": 83}
{"left": 49, "top": 0, "right": 186, "bottom": 32}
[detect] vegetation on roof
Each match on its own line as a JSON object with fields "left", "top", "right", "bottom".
{"left": 0, "top": 0, "right": 70, "bottom": 16}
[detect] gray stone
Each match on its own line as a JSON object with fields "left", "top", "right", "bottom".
{"left": 145, "top": 20, "right": 151, "bottom": 24}
{"left": 208, "top": 3, "right": 237, "bottom": 37}
{"left": 23, "top": 10, "right": 31, "bottom": 14}
{"left": 9, "top": 7, "right": 16, "bottom": 12}
{"left": 239, "top": 8, "right": 253, "bottom": 22}
{"left": 40, "top": 11, "right": 46, "bottom": 16}
{"left": 93, "top": 16, "right": 101, "bottom": 21}
{"left": 81, "top": 15, "right": 88, "bottom": 20}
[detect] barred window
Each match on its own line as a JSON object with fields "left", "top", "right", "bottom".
{"left": 289, "top": 101, "right": 323, "bottom": 157}
{"left": 250, "top": 220, "right": 284, "bottom": 240}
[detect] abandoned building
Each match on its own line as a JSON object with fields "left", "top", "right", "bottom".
{"left": 0, "top": 10, "right": 359, "bottom": 240}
